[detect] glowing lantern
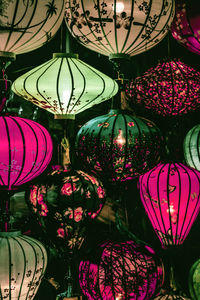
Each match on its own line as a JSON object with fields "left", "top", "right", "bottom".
{"left": 12, "top": 53, "right": 118, "bottom": 119}
{"left": 154, "top": 295, "right": 189, "bottom": 300}
{"left": 188, "top": 258, "right": 200, "bottom": 300}
{"left": 75, "top": 109, "right": 163, "bottom": 182}
{"left": 65, "top": 0, "right": 175, "bottom": 58}
{"left": 0, "top": 231, "right": 47, "bottom": 299}
{"left": 127, "top": 60, "right": 200, "bottom": 116}
{"left": 0, "top": 0, "right": 65, "bottom": 56}
{"left": 0, "top": 116, "right": 53, "bottom": 190}
{"left": 139, "top": 163, "right": 200, "bottom": 247}
{"left": 183, "top": 125, "right": 200, "bottom": 171}
{"left": 171, "top": 1, "right": 200, "bottom": 55}
{"left": 79, "top": 240, "right": 164, "bottom": 300}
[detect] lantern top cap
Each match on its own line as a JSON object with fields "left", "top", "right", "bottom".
{"left": 0, "top": 51, "right": 16, "bottom": 61}
{"left": 53, "top": 53, "right": 79, "bottom": 59}
{"left": 0, "top": 231, "right": 21, "bottom": 237}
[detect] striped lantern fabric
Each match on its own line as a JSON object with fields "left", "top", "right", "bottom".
{"left": 139, "top": 163, "right": 200, "bottom": 247}
{"left": 0, "top": 231, "right": 47, "bottom": 300}
{"left": 188, "top": 258, "right": 200, "bottom": 300}
{"left": 0, "top": 0, "right": 65, "bottom": 56}
{"left": 184, "top": 125, "right": 200, "bottom": 171}
{"left": 154, "top": 295, "right": 189, "bottom": 300}
{"left": 65, "top": 0, "right": 175, "bottom": 58}
{"left": 0, "top": 116, "right": 53, "bottom": 190}
{"left": 12, "top": 53, "right": 118, "bottom": 119}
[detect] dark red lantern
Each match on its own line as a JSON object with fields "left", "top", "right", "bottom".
{"left": 127, "top": 60, "right": 200, "bottom": 116}
{"left": 139, "top": 163, "right": 200, "bottom": 247}
{"left": 75, "top": 109, "right": 163, "bottom": 182}
{"left": 79, "top": 240, "right": 164, "bottom": 300}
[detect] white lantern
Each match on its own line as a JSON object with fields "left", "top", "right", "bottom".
{"left": 0, "top": 231, "right": 48, "bottom": 299}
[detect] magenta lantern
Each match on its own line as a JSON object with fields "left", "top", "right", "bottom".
{"left": 139, "top": 163, "right": 200, "bottom": 247}
{"left": 127, "top": 60, "right": 200, "bottom": 116}
{"left": 0, "top": 116, "right": 53, "bottom": 190}
{"left": 79, "top": 240, "right": 164, "bottom": 300}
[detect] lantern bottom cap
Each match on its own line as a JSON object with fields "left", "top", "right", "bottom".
{"left": 54, "top": 114, "right": 75, "bottom": 120}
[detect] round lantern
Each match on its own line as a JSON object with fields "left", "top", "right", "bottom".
{"left": 127, "top": 60, "right": 200, "bottom": 116}
{"left": 184, "top": 125, "right": 200, "bottom": 172}
{"left": 171, "top": 1, "right": 200, "bottom": 55}
{"left": 188, "top": 258, "right": 200, "bottom": 300}
{"left": 0, "top": 116, "right": 53, "bottom": 190}
{"left": 27, "top": 166, "right": 106, "bottom": 252}
{"left": 139, "top": 163, "right": 200, "bottom": 247}
{"left": 65, "top": 0, "right": 175, "bottom": 58}
{"left": 75, "top": 109, "right": 163, "bottom": 182}
{"left": 0, "top": 231, "right": 47, "bottom": 299}
{"left": 79, "top": 240, "right": 164, "bottom": 300}
{"left": 154, "top": 295, "right": 189, "bottom": 300}
{"left": 0, "top": 0, "right": 65, "bottom": 56}
{"left": 12, "top": 53, "right": 118, "bottom": 119}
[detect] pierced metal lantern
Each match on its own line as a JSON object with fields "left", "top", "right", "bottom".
{"left": 79, "top": 240, "right": 164, "bottom": 300}
{"left": 12, "top": 53, "right": 118, "bottom": 119}
{"left": 127, "top": 60, "right": 200, "bottom": 116}
{"left": 27, "top": 166, "right": 106, "bottom": 252}
{"left": 183, "top": 125, "right": 200, "bottom": 172}
{"left": 0, "top": 231, "right": 47, "bottom": 300}
{"left": 0, "top": 116, "right": 53, "bottom": 190}
{"left": 65, "top": 0, "right": 175, "bottom": 58}
{"left": 188, "top": 258, "right": 200, "bottom": 300}
{"left": 171, "top": 1, "right": 200, "bottom": 55}
{"left": 139, "top": 163, "right": 200, "bottom": 248}
{"left": 76, "top": 109, "right": 163, "bottom": 182}
{"left": 0, "top": 0, "right": 65, "bottom": 56}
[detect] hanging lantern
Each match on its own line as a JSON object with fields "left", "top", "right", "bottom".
{"left": 11, "top": 53, "right": 118, "bottom": 119}
{"left": 139, "top": 163, "right": 200, "bottom": 248}
{"left": 183, "top": 125, "right": 200, "bottom": 172}
{"left": 154, "top": 294, "right": 189, "bottom": 300}
{"left": 127, "top": 60, "right": 200, "bottom": 116}
{"left": 0, "top": 0, "right": 65, "bottom": 56}
{"left": 75, "top": 109, "right": 163, "bottom": 182}
{"left": 79, "top": 240, "right": 164, "bottom": 300}
{"left": 0, "top": 116, "right": 53, "bottom": 190}
{"left": 65, "top": 0, "right": 175, "bottom": 58}
{"left": 27, "top": 166, "right": 106, "bottom": 252}
{"left": 171, "top": 1, "right": 200, "bottom": 55}
{"left": 188, "top": 257, "right": 200, "bottom": 300}
{"left": 0, "top": 231, "right": 47, "bottom": 299}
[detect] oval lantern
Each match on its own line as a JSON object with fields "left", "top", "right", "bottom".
{"left": 127, "top": 60, "right": 200, "bottom": 116}
{"left": 184, "top": 125, "right": 200, "bottom": 172}
{"left": 188, "top": 258, "right": 200, "bottom": 300}
{"left": 139, "top": 163, "right": 200, "bottom": 247}
{"left": 0, "top": 0, "right": 65, "bottom": 56}
{"left": 79, "top": 240, "right": 164, "bottom": 300}
{"left": 76, "top": 109, "right": 163, "bottom": 182}
{"left": 0, "top": 231, "right": 47, "bottom": 299}
{"left": 65, "top": 0, "right": 175, "bottom": 58}
{"left": 27, "top": 166, "right": 106, "bottom": 252}
{"left": 12, "top": 53, "right": 118, "bottom": 119}
{"left": 0, "top": 116, "right": 53, "bottom": 190}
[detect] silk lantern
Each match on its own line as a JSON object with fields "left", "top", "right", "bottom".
{"left": 184, "top": 125, "right": 200, "bottom": 172}
{"left": 0, "top": 116, "right": 53, "bottom": 190}
{"left": 188, "top": 257, "right": 200, "bottom": 300}
{"left": 139, "top": 163, "right": 200, "bottom": 247}
{"left": 65, "top": 0, "right": 175, "bottom": 58}
{"left": 127, "top": 60, "right": 200, "bottom": 116}
{"left": 0, "top": 231, "right": 47, "bottom": 300}
{"left": 12, "top": 53, "right": 118, "bottom": 119}
{"left": 79, "top": 240, "right": 164, "bottom": 300}
{"left": 154, "top": 295, "right": 189, "bottom": 300}
{"left": 76, "top": 109, "right": 163, "bottom": 182}
{"left": 0, "top": 0, "right": 65, "bottom": 57}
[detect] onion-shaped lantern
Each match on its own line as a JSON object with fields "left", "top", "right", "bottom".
{"left": 75, "top": 109, "right": 163, "bottom": 182}
{"left": 79, "top": 240, "right": 164, "bottom": 300}
{"left": 0, "top": 0, "right": 65, "bottom": 56}
{"left": 0, "top": 116, "right": 53, "bottom": 190}
{"left": 12, "top": 53, "right": 118, "bottom": 119}
{"left": 27, "top": 166, "right": 106, "bottom": 252}
{"left": 65, "top": 0, "right": 175, "bottom": 58}
{"left": 184, "top": 125, "right": 200, "bottom": 172}
{"left": 139, "top": 163, "right": 200, "bottom": 247}
{"left": 188, "top": 257, "right": 200, "bottom": 300}
{"left": 171, "top": 1, "right": 200, "bottom": 55}
{"left": 127, "top": 60, "right": 200, "bottom": 116}
{"left": 0, "top": 231, "right": 47, "bottom": 299}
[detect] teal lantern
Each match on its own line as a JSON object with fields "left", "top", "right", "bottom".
{"left": 184, "top": 125, "right": 200, "bottom": 171}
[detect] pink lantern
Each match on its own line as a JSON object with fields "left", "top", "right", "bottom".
{"left": 0, "top": 116, "right": 53, "bottom": 190}
{"left": 139, "top": 163, "right": 200, "bottom": 247}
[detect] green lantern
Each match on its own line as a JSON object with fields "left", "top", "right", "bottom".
{"left": 183, "top": 125, "right": 200, "bottom": 171}
{"left": 189, "top": 258, "right": 200, "bottom": 300}
{"left": 12, "top": 53, "right": 118, "bottom": 119}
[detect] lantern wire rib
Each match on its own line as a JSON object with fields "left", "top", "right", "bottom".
{"left": 121, "top": 0, "right": 134, "bottom": 54}
{"left": 166, "top": 163, "right": 173, "bottom": 245}
{"left": 121, "top": 114, "right": 128, "bottom": 181}
{"left": 110, "top": 113, "right": 119, "bottom": 179}
{"left": 196, "top": 129, "right": 200, "bottom": 170}
{"left": 174, "top": 164, "right": 181, "bottom": 245}
{"left": 113, "top": 0, "right": 119, "bottom": 53}
{"left": 4, "top": 0, "right": 20, "bottom": 51}
{"left": 56, "top": 58, "right": 65, "bottom": 114}
{"left": 7, "top": 237, "right": 12, "bottom": 298}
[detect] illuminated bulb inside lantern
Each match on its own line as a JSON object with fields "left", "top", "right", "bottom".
{"left": 63, "top": 89, "right": 71, "bottom": 101}
{"left": 115, "top": 129, "right": 126, "bottom": 146}
{"left": 113, "top": 2, "right": 125, "bottom": 13}
{"left": 116, "top": 294, "right": 123, "bottom": 300}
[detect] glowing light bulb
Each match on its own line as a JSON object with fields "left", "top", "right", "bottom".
{"left": 115, "top": 129, "right": 126, "bottom": 146}
{"left": 115, "top": 2, "right": 124, "bottom": 13}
